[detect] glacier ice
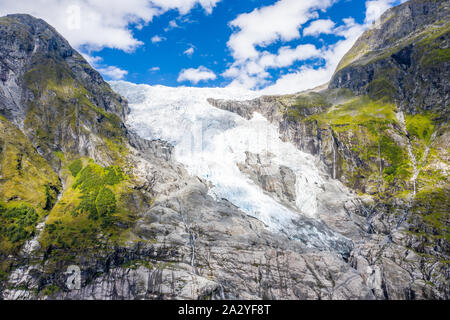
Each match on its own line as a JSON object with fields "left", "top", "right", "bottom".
{"left": 110, "top": 81, "right": 352, "bottom": 252}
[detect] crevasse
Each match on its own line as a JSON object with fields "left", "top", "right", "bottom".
{"left": 110, "top": 81, "right": 350, "bottom": 251}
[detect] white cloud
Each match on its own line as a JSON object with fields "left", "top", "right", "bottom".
{"left": 149, "top": 66, "right": 160, "bottom": 72}
{"left": 81, "top": 54, "right": 103, "bottom": 66}
{"left": 97, "top": 66, "right": 128, "bottom": 80}
{"left": 166, "top": 19, "right": 180, "bottom": 31}
{"left": 81, "top": 54, "right": 128, "bottom": 81}
{"left": 0, "top": 0, "right": 407, "bottom": 93}
{"left": 0, "top": 0, "right": 223, "bottom": 52}
{"left": 224, "top": 0, "right": 336, "bottom": 91}
{"left": 177, "top": 66, "right": 216, "bottom": 84}
{"left": 303, "top": 19, "right": 335, "bottom": 36}
{"left": 223, "top": 0, "right": 406, "bottom": 94}
{"left": 224, "top": 43, "right": 320, "bottom": 88}
{"left": 183, "top": 47, "right": 195, "bottom": 56}
{"left": 365, "top": 0, "right": 393, "bottom": 24}
{"left": 259, "top": 44, "right": 321, "bottom": 70}
{"left": 227, "top": 0, "right": 335, "bottom": 61}
{"left": 150, "top": 0, "right": 221, "bottom": 15}
{"left": 260, "top": 67, "right": 331, "bottom": 95}
{"left": 365, "top": 0, "right": 406, "bottom": 24}
{"left": 260, "top": 17, "right": 365, "bottom": 95}
{"left": 151, "top": 35, "right": 166, "bottom": 43}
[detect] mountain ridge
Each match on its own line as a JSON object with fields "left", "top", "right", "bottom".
{"left": 208, "top": 0, "right": 449, "bottom": 299}
{"left": 330, "top": 0, "right": 449, "bottom": 115}
{"left": 0, "top": 0, "right": 448, "bottom": 300}
{"left": 0, "top": 12, "right": 374, "bottom": 300}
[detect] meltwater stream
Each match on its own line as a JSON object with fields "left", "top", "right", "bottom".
{"left": 110, "top": 81, "right": 352, "bottom": 252}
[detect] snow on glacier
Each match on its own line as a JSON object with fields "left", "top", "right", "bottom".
{"left": 110, "top": 81, "right": 347, "bottom": 248}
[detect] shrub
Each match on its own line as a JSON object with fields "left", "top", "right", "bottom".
{"left": 103, "top": 166, "right": 125, "bottom": 186}
{"left": 71, "top": 164, "right": 124, "bottom": 222}
{"left": 0, "top": 203, "right": 39, "bottom": 244}
{"left": 95, "top": 187, "right": 116, "bottom": 217}
{"left": 72, "top": 164, "right": 103, "bottom": 192}
{"left": 68, "top": 159, "right": 83, "bottom": 177}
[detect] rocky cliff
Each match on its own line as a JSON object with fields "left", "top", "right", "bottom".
{"left": 208, "top": 0, "right": 449, "bottom": 299}
{"left": 0, "top": 13, "right": 373, "bottom": 300}
{"left": 0, "top": 0, "right": 448, "bottom": 300}
{"left": 330, "top": 0, "right": 449, "bottom": 116}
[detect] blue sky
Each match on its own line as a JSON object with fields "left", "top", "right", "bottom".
{"left": 0, "top": 0, "right": 405, "bottom": 94}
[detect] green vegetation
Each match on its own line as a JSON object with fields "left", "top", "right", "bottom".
{"left": 310, "top": 95, "right": 398, "bottom": 126}
{"left": 0, "top": 203, "right": 40, "bottom": 254}
{"left": 0, "top": 117, "right": 60, "bottom": 254}
{"left": 40, "top": 160, "right": 135, "bottom": 251}
{"left": 406, "top": 113, "right": 435, "bottom": 142}
{"left": 70, "top": 163, "right": 125, "bottom": 225}
{"left": 0, "top": 118, "right": 61, "bottom": 210}
{"left": 321, "top": 17, "right": 448, "bottom": 197}
{"left": 292, "top": 95, "right": 414, "bottom": 194}
{"left": 0, "top": 269, "right": 8, "bottom": 282}
{"left": 379, "top": 135, "right": 411, "bottom": 183}
{"left": 54, "top": 151, "right": 65, "bottom": 162}
{"left": 0, "top": 16, "right": 154, "bottom": 290}
{"left": 405, "top": 112, "right": 438, "bottom": 163}
{"left": 0, "top": 116, "right": 62, "bottom": 263}
{"left": 121, "top": 259, "right": 154, "bottom": 270}
{"left": 284, "top": 89, "right": 445, "bottom": 199}
{"left": 417, "top": 23, "right": 450, "bottom": 67}
{"left": 69, "top": 159, "right": 83, "bottom": 177}
{"left": 409, "top": 187, "right": 450, "bottom": 243}
{"left": 23, "top": 57, "right": 128, "bottom": 164}
{"left": 366, "top": 77, "right": 398, "bottom": 101}
{"left": 293, "top": 92, "right": 330, "bottom": 109}
{"left": 40, "top": 284, "right": 61, "bottom": 296}
{"left": 95, "top": 187, "right": 116, "bottom": 217}
{"left": 422, "top": 48, "right": 450, "bottom": 67}
{"left": 285, "top": 92, "right": 331, "bottom": 119}
{"left": 1, "top": 51, "right": 138, "bottom": 263}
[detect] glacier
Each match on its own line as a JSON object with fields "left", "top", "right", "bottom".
{"left": 110, "top": 81, "right": 353, "bottom": 252}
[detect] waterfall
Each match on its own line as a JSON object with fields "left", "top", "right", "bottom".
{"left": 396, "top": 111, "right": 418, "bottom": 195}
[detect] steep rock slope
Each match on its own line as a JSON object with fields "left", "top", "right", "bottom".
{"left": 209, "top": 0, "right": 449, "bottom": 299}
{"left": 0, "top": 14, "right": 377, "bottom": 300}
{"left": 330, "top": 0, "right": 449, "bottom": 115}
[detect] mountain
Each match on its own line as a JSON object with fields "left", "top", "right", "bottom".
{"left": 208, "top": 0, "right": 449, "bottom": 299}
{"left": 0, "top": 13, "right": 371, "bottom": 300}
{"left": 0, "top": 0, "right": 448, "bottom": 300}
{"left": 330, "top": 0, "right": 449, "bottom": 116}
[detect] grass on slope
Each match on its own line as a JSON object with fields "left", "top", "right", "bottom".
{"left": 305, "top": 95, "right": 413, "bottom": 194}
{"left": 23, "top": 57, "right": 128, "bottom": 165}
{"left": 0, "top": 117, "right": 61, "bottom": 255}
{"left": 40, "top": 159, "right": 137, "bottom": 252}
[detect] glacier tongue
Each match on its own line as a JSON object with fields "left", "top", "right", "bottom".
{"left": 110, "top": 81, "right": 352, "bottom": 252}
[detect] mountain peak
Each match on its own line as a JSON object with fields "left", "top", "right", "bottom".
{"left": 0, "top": 0, "right": 449, "bottom": 301}
{"left": 330, "top": 0, "right": 449, "bottom": 114}
{"left": 0, "top": 12, "right": 128, "bottom": 124}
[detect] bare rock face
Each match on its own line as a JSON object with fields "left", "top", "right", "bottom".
{"left": 208, "top": 97, "right": 448, "bottom": 299}
{"left": 0, "top": 14, "right": 129, "bottom": 165}
{"left": 206, "top": 0, "right": 449, "bottom": 300}
{"left": 1, "top": 0, "right": 449, "bottom": 300}
{"left": 0, "top": 13, "right": 371, "bottom": 298}
{"left": 0, "top": 14, "right": 129, "bottom": 124}
{"left": 237, "top": 151, "right": 297, "bottom": 206}
{"left": 329, "top": 0, "right": 450, "bottom": 116}
{"left": 1, "top": 136, "right": 374, "bottom": 300}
